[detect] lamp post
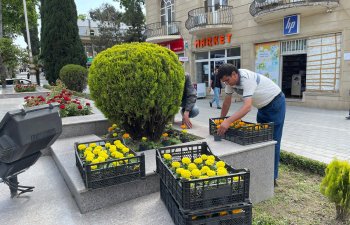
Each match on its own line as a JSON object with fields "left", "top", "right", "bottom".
{"left": 23, "top": 0, "right": 36, "bottom": 83}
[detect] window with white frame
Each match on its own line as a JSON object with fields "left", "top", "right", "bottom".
{"left": 161, "top": 0, "right": 175, "bottom": 25}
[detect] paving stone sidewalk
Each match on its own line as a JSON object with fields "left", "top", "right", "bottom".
{"left": 192, "top": 98, "right": 350, "bottom": 163}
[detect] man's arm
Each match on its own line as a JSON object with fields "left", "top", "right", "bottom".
{"left": 220, "top": 94, "right": 232, "bottom": 117}
{"left": 217, "top": 97, "right": 253, "bottom": 136}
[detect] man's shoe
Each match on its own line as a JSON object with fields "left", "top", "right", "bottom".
{"left": 217, "top": 107, "right": 222, "bottom": 109}
{"left": 274, "top": 179, "right": 278, "bottom": 187}
{"left": 209, "top": 102, "right": 212, "bottom": 108}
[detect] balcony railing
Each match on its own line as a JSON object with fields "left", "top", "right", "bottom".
{"left": 185, "top": 5, "right": 233, "bottom": 31}
{"left": 250, "top": 0, "right": 339, "bottom": 17}
{"left": 145, "top": 21, "right": 181, "bottom": 39}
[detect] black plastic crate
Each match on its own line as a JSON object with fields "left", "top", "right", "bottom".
{"left": 75, "top": 138, "right": 145, "bottom": 189}
{"left": 160, "top": 180, "right": 252, "bottom": 225}
{"left": 209, "top": 117, "right": 274, "bottom": 145}
{"left": 156, "top": 142, "right": 250, "bottom": 211}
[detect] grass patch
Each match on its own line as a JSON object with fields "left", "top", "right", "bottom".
{"left": 253, "top": 164, "right": 349, "bottom": 225}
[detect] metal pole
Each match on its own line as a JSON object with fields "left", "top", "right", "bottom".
{"left": 23, "top": 0, "right": 35, "bottom": 83}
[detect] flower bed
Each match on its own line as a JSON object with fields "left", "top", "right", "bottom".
{"left": 75, "top": 138, "right": 145, "bottom": 189}
{"left": 23, "top": 88, "right": 92, "bottom": 117}
{"left": 209, "top": 117, "right": 273, "bottom": 145}
{"left": 14, "top": 83, "right": 37, "bottom": 92}
{"left": 156, "top": 142, "right": 250, "bottom": 211}
{"left": 105, "top": 124, "right": 201, "bottom": 151}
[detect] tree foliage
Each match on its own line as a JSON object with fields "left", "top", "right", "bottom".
{"left": 0, "top": 38, "right": 21, "bottom": 85}
{"left": 89, "top": 3, "right": 124, "bottom": 53}
{"left": 40, "top": 0, "right": 86, "bottom": 84}
{"left": 88, "top": 43, "right": 184, "bottom": 141}
{"left": 115, "top": 0, "right": 145, "bottom": 42}
{"left": 59, "top": 64, "right": 88, "bottom": 92}
{"left": 320, "top": 159, "right": 350, "bottom": 221}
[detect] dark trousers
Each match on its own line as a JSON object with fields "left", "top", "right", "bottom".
{"left": 257, "top": 92, "right": 286, "bottom": 180}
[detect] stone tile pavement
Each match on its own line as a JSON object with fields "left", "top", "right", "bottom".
{"left": 192, "top": 98, "right": 350, "bottom": 164}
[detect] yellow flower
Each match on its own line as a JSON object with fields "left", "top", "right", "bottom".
{"left": 91, "top": 165, "right": 97, "bottom": 170}
{"left": 208, "top": 155, "right": 215, "bottom": 161}
{"left": 112, "top": 133, "right": 118, "bottom": 137}
{"left": 194, "top": 158, "right": 203, "bottom": 164}
{"left": 171, "top": 161, "right": 181, "bottom": 168}
{"left": 201, "top": 154, "right": 208, "bottom": 161}
{"left": 163, "top": 153, "right": 172, "bottom": 161}
{"left": 205, "top": 160, "right": 215, "bottom": 166}
{"left": 127, "top": 153, "right": 135, "bottom": 158}
{"left": 109, "top": 145, "right": 117, "bottom": 152}
{"left": 95, "top": 145, "right": 103, "bottom": 150}
{"left": 84, "top": 150, "right": 92, "bottom": 157}
{"left": 86, "top": 147, "right": 92, "bottom": 152}
{"left": 142, "top": 137, "right": 147, "bottom": 141}
{"left": 114, "top": 152, "right": 124, "bottom": 159}
{"left": 191, "top": 169, "right": 201, "bottom": 178}
{"left": 176, "top": 168, "right": 184, "bottom": 175}
{"left": 233, "top": 176, "right": 241, "bottom": 182}
{"left": 162, "top": 133, "right": 169, "bottom": 137}
{"left": 217, "top": 168, "right": 228, "bottom": 176}
{"left": 105, "top": 143, "right": 111, "bottom": 148}
{"left": 112, "top": 124, "right": 117, "bottom": 128}
{"left": 182, "top": 157, "right": 191, "bottom": 165}
{"left": 114, "top": 140, "right": 122, "bottom": 145}
{"left": 199, "top": 175, "right": 209, "bottom": 179}
{"left": 180, "top": 124, "right": 187, "bottom": 129}
{"left": 78, "top": 144, "right": 86, "bottom": 151}
{"left": 89, "top": 143, "right": 97, "bottom": 148}
{"left": 122, "top": 133, "right": 130, "bottom": 139}
{"left": 112, "top": 161, "right": 119, "bottom": 167}
{"left": 181, "top": 129, "right": 188, "bottom": 134}
{"left": 216, "top": 161, "right": 226, "bottom": 168}
{"left": 188, "top": 163, "right": 197, "bottom": 171}
{"left": 97, "top": 156, "right": 106, "bottom": 163}
{"left": 93, "top": 148, "right": 101, "bottom": 155}
{"left": 85, "top": 155, "right": 94, "bottom": 162}
{"left": 180, "top": 170, "right": 191, "bottom": 179}
{"left": 91, "top": 159, "right": 99, "bottom": 164}
{"left": 207, "top": 170, "right": 216, "bottom": 177}
{"left": 200, "top": 166, "right": 210, "bottom": 175}
{"left": 122, "top": 147, "right": 130, "bottom": 154}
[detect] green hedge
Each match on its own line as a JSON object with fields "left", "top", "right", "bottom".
{"left": 280, "top": 150, "right": 327, "bottom": 176}
{"left": 59, "top": 64, "right": 88, "bottom": 92}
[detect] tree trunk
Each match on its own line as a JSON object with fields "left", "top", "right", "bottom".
{"left": 0, "top": 0, "right": 6, "bottom": 88}
{"left": 335, "top": 205, "right": 349, "bottom": 221}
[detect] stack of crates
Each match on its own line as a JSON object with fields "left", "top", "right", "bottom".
{"left": 156, "top": 142, "right": 252, "bottom": 225}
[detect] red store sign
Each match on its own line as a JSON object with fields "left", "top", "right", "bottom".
{"left": 195, "top": 33, "right": 232, "bottom": 48}
{"left": 159, "top": 38, "right": 184, "bottom": 52}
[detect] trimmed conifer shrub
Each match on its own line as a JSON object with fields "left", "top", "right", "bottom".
{"left": 40, "top": 0, "right": 87, "bottom": 84}
{"left": 59, "top": 64, "right": 88, "bottom": 92}
{"left": 88, "top": 42, "right": 185, "bottom": 141}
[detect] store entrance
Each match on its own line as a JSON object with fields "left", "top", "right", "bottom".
{"left": 282, "top": 54, "right": 306, "bottom": 99}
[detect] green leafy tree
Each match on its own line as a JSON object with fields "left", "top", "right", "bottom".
{"left": 89, "top": 3, "right": 124, "bottom": 53}
{"left": 40, "top": 0, "right": 86, "bottom": 84}
{"left": 0, "top": 38, "right": 21, "bottom": 86}
{"left": 89, "top": 42, "right": 184, "bottom": 141}
{"left": 59, "top": 64, "right": 88, "bottom": 92}
{"left": 320, "top": 159, "right": 350, "bottom": 221}
{"left": 115, "top": 0, "right": 145, "bottom": 42}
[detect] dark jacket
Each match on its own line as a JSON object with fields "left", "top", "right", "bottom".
{"left": 181, "top": 74, "right": 197, "bottom": 111}
{"left": 211, "top": 72, "right": 222, "bottom": 89}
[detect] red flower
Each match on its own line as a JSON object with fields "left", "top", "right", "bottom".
{"left": 59, "top": 104, "right": 65, "bottom": 109}
{"left": 86, "top": 102, "right": 91, "bottom": 106}
{"left": 57, "top": 100, "right": 61, "bottom": 103}
{"left": 64, "top": 96, "right": 71, "bottom": 101}
{"left": 77, "top": 105, "right": 83, "bottom": 110}
{"left": 24, "top": 96, "right": 29, "bottom": 99}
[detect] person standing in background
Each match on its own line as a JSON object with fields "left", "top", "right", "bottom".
{"left": 209, "top": 67, "right": 222, "bottom": 109}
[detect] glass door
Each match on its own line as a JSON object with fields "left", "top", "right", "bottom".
{"left": 161, "top": 0, "right": 175, "bottom": 34}
{"left": 206, "top": 0, "right": 227, "bottom": 24}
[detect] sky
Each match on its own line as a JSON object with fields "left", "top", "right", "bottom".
{"left": 15, "top": 0, "right": 119, "bottom": 48}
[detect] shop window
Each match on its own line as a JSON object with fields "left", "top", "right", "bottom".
{"left": 210, "top": 49, "right": 225, "bottom": 58}
{"left": 227, "top": 47, "right": 240, "bottom": 57}
{"left": 195, "top": 52, "right": 209, "bottom": 60}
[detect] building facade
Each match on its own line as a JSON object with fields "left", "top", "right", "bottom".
{"left": 145, "top": 0, "right": 350, "bottom": 109}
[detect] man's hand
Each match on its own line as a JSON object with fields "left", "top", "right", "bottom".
{"left": 182, "top": 111, "right": 192, "bottom": 128}
{"left": 217, "top": 119, "right": 230, "bottom": 136}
